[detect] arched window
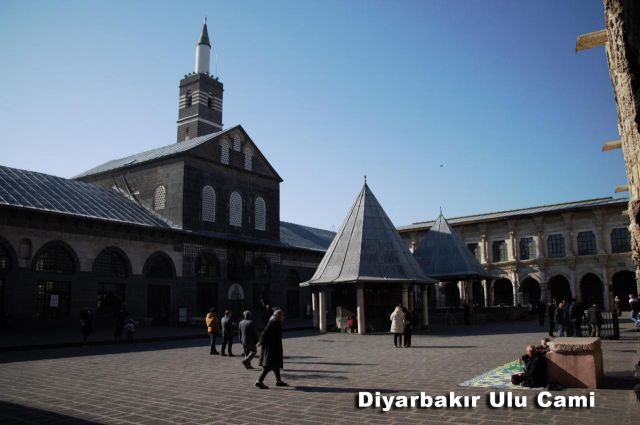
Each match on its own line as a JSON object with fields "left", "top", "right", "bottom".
{"left": 93, "top": 248, "right": 129, "bottom": 278}
{"left": 255, "top": 197, "right": 266, "bottom": 231}
{"left": 230, "top": 191, "right": 242, "bottom": 227}
{"left": 34, "top": 243, "right": 75, "bottom": 274}
{"left": 243, "top": 146, "right": 253, "bottom": 171}
{"left": 611, "top": 228, "right": 631, "bottom": 253}
{"left": 202, "top": 185, "right": 216, "bottom": 222}
{"left": 577, "top": 231, "right": 596, "bottom": 256}
{"left": 233, "top": 134, "right": 242, "bottom": 151}
{"left": 153, "top": 185, "right": 166, "bottom": 210}
{"left": 144, "top": 252, "right": 175, "bottom": 279}
{"left": 195, "top": 252, "right": 219, "bottom": 278}
{"left": 220, "top": 139, "right": 230, "bottom": 164}
{"left": 186, "top": 90, "right": 192, "bottom": 107}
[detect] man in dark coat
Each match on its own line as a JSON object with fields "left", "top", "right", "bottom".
{"left": 588, "top": 304, "right": 603, "bottom": 337}
{"left": 220, "top": 310, "right": 235, "bottom": 356}
{"left": 547, "top": 302, "right": 556, "bottom": 337}
{"left": 239, "top": 310, "right": 258, "bottom": 369}
{"left": 554, "top": 302, "right": 567, "bottom": 337}
{"left": 255, "top": 309, "right": 288, "bottom": 389}
{"left": 511, "top": 344, "right": 547, "bottom": 387}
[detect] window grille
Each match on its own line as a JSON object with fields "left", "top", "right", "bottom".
{"left": 547, "top": 234, "right": 566, "bottom": 258}
{"left": 195, "top": 253, "right": 218, "bottom": 277}
{"left": 220, "top": 139, "right": 230, "bottom": 164}
{"left": 154, "top": 185, "right": 166, "bottom": 210}
{"left": 202, "top": 186, "right": 216, "bottom": 222}
{"left": 255, "top": 197, "right": 266, "bottom": 231}
{"left": 611, "top": 228, "right": 631, "bottom": 253}
{"left": 97, "top": 283, "right": 125, "bottom": 314}
{"left": 519, "top": 237, "right": 536, "bottom": 260}
{"left": 36, "top": 281, "right": 71, "bottom": 317}
{"left": 233, "top": 134, "right": 241, "bottom": 151}
{"left": 34, "top": 245, "right": 75, "bottom": 274}
{"left": 230, "top": 192, "right": 243, "bottom": 227}
{"left": 492, "top": 240, "right": 507, "bottom": 262}
{"left": 577, "top": 231, "right": 597, "bottom": 256}
{"left": 243, "top": 146, "right": 253, "bottom": 171}
{"left": 94, "top": 249, "right": 128, "bottom": 277}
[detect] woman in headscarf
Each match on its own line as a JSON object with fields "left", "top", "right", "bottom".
{"left": 389, "top": 305, "right": 405, "bottom": 348}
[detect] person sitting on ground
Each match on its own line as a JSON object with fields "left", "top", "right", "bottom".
{"left": 537, "top": 337, "right": 551, "bottom": 354}
{"left": 511, "top": 344, "right": 548, "bottom": 388}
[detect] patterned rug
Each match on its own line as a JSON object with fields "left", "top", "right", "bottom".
{"left": 459, "top": 360, "right": 526, "bottom": 389}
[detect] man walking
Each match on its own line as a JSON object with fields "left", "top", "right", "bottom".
{"left": 588, "top": 303, "right": 603, "bottom": 337}
{"left": 205, "top": 307, "right": 220, "bottom": 355}
{"left": 554, "top": 302, "right": 567, "bottom": 337}
{"left": 255, "top": 309, "right": 288, "bottom": 389}
{"left": 220, "top": 310, "right": 235, "bottom": 356}
{"left": 239, "top": 310, "right": 258, "bottom": 369}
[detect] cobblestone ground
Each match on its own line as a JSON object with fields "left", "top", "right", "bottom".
{"left": 0, "top": 321, "right": 638, "bottom": 424}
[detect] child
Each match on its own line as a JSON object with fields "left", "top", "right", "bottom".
{"left": 537, "top": 337, "right": 551, "bottom": 354}
{"left": 124, "top": 318, "right": 137, "bottom": 343}
{"left": 347, "top": 314, "right": 358, "bottom": 333}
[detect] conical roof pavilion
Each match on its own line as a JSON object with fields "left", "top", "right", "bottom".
{"left": 301, "top": 183, "right": 434, "bottom": 286}
{"left": 413, "top": 213, "right": 494, "bottom": 281}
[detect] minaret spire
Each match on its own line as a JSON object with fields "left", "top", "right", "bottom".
{"left": 195, "top": 18, "right": 211, "bottom": 74}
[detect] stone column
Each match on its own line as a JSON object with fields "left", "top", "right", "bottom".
{"left": 457, "top": 281, "right": 464, "bottom": 302}
{"left": 356, "top": 284, "right": 366, "bottom": 335}
{"left": 318, "top": 289, "right": 327, "bottom": 333}
{"left": 311, "top": 291, "right": 319, "bottom": 328}
{"left": 480, "top": 234, "right": 488, "bottom": 265}
{"left": 435, "top": 283, "right": 442, "bottom": 307}
{"left": 570, "top": 269, "right": 577, "bottom": 299}
{"left": 421, "top": 286, "right": 429, "bottom": 327}
{"left": 509, "top": 231, "right": 517, "bottom": 262}
{"left": 401, "top": 283, "right": 410, "bottom": 308}
{"left": 511, "top": 271, "right": 519, "bottom": 306}
{"left": 536, "top": 232, "right": 544, "bottom": 259}
{"left": 482, "top": 280, "right": 489, "bottom": 307}
{"left": 539, "top": 270, "right": 547, "bottom": 303}
{"left": 601, "top": 266, "right": 611, "bottom": 311}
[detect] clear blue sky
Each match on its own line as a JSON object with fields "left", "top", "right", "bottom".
{"left": 0, "top": 0, "right": 626, "bottom": 231}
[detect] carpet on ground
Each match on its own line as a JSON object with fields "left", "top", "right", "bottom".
{"left": 459, "top": 360, "right": 534, "bottom": 389}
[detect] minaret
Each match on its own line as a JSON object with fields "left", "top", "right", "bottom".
{"left": 176, "top": 20, "right": 224, "bottom": 142}
{"left": 195, "top": 18, "right": 211, "bottom": 74}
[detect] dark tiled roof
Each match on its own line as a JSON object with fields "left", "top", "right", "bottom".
{"left": 413, "top": 214, "right": 494, "bottom": 281}
{"left": 279, "top": 221, "right": 335, "bottom": 251}
{"left": 0, "top": 165, "right": 174, "bottom": 228}
{"left": 301, "top": 184, "right": 435, "bottom": 287}
{"left": 73, "top": 130, "right": 226, "bottom": 178}
{"left": 398, "top": 197, "right": 628, "bottom": 232}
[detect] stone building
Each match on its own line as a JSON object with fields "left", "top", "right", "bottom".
{"left": 398, "top": 197, "right": 637, "bottom": 312}
{"left": 0, "top": 21, "right": 334, "bottom": 330}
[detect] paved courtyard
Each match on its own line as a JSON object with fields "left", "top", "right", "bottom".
{"left": 0, "top": 321, "right": 638, "bottom": 424}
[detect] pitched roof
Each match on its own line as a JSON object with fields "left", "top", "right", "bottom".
{"left": 412, "top": 213, "right": 494, "bottom": 281}
{"left": 301, "top": 183, "right": 434, "bottom": 287}
{"left": 0, "top": 165, "right": 174, "bottom": 228}
{"left": 397, "top": 197, "right": 628, "bottom": 232}
{"left": 198, "top": 20, "right": 211, "bottom": 46}
{"left": 279, "top": 221, "right": 335, "bottom": 251}
{"left": 73, "top": 130, "right": 225, "bottom": 179}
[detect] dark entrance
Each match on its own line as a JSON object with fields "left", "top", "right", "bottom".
{"left": 472, "top": 280, "right": 484, "bottom": 306}
{"left": 228, "top": 283, "right": 244, "bottom": 320}
{"left": 547, "top": 275, "right": 572, "bottom": 304}
{"left": 520, "top": 277, "right": 541, "bottom": 306}
{"left": 493, "top": 278, "right": 513, "bottom": 306}
{"left": 197, "top": 282, "right": 218, "bottom": 315}
{"left": 147, "top": 285, "right": 170, "bottom": 325}
{"left": 286, "top": 270, "right": 301, "bottom": 318}
{"left": 580, "top": 273, "right": 603, "bottom": 306}
{"left": 612, "top": 270, "right": 637, "bottom": 309}
{"left": 443, "top": 282, "right": 461, "bottom": 307}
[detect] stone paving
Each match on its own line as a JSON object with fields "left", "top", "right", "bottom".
{"left": 0, "top": 320, "right": 638, "bottom": 424}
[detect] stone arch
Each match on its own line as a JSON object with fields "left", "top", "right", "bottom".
{"left": 547, "top": 274, "right": 572, "bottom": 304}
{"left": 228, "top": 283, "right": 245, "bottom": 300}
{"left": 493, "top": 278, "right": 513, "bottom": 306}
{"left": 580, "top": 273, "right": 603, "bottom": 306}
{"left": 93, "top": 246, "right": 132, "bottom": 277}
{"left": 143, "top": 251, "right": 175, "bottom": 279}
{"left": 612, "top": 270, "right": 637, "bottom": 309}
{"left": 519, "top": 276, "right": 541, "bottom": 305}
{"left": 32, "top": 240, "right": 79, "bottom": 274}
{"left": 0, "top": 235, "right": 17, "bottom": 272}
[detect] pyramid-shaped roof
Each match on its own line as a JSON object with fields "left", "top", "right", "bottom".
{"left": 413, "top": 213, "right": 494, "bottom": 281}
{"left": 300, "top": 183, "right": 434, "bottom": 287}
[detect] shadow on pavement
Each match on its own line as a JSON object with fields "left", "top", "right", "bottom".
{"left": 601, "top": 372, "right": 638, "bottom": 390}
{"left": 292, "top": 386, "right": 407, "bottom": 393}
{"left": 285, "top": 361, "right": 377, "bottom": 366}
{"left": 0, "top": 401, "right": 101, "bottom": 424}
{"left": 409, "top": 345, "right": 477, "bottom": 349}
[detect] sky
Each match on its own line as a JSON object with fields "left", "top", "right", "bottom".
{"left": 0, "top": 0, "right": 626, "bottom": 231}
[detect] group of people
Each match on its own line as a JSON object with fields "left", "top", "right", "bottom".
{"left": 389, "top": 305, "right": 413, "bottom": 347}
{"left": 510, "top": 338, "right": 550, "bottom": 388}
{"left": 205, "top": 306, "right": 288, "bottom": 389}
{"left": 78, "top": 305, "right": 137, "bottom": 347}
{"left": 544, "top": 298, "right": 603, "bottom": 337}
{"left": 627, "top": 294, "right": 640, "bottom": 327}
